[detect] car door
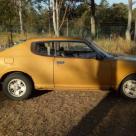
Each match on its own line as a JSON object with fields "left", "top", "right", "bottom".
{"left": 54, "top": 41, "right": 112, "bottom": 89}
{"left": 29, "top": 41, "right": 54, "bottom": 89}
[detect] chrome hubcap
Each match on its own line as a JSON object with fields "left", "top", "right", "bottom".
{"left": 8, "top": 79, "right": 26, "bottom": 97}
{"left": 123, "top": 80, "right": 136, "bottom": 98}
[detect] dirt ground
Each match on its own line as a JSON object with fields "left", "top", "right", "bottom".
{"left": 0, "top": 90, "right": 136, "bottom": 136}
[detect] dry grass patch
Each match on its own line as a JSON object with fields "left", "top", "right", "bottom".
{"left": 96, "top": 37, "right": 135, "bottom": 55}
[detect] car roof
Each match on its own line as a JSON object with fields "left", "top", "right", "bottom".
{"left": 27, "top": 37, "right": 84, "bottom": 42}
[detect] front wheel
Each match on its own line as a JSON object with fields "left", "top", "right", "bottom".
{"left": 3, "top": 73, "right": 33, "bottom": 100}
{"left": 120, "top": 75, "right": 136, "bottom": 99}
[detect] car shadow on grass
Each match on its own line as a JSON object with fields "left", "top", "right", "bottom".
{"left": 0, "top": 88, "right": 52, "bottom": 102}
{"left": 67, "top": 91, "right": 136, "bottom": 136}
{"left": 30, "top": 90, "right": 52, "bottom": 99}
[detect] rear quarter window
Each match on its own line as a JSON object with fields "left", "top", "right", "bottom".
{"left": 31, "top": 42, "right": 54, "bottom": 56}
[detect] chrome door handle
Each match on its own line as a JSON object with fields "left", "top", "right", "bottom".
{"left": 56, "top": 61, "right": 65, "bottom": 64}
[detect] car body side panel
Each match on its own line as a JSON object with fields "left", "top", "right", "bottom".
{"left": 54, "top": 57, "right": 112, "bottom": 89}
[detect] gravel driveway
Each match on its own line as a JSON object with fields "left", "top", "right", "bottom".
{"left": 0, "top": 90, "right": 136, "bottom": 136}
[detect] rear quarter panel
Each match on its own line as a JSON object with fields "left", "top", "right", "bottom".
{"left": 0, "top": 41, "right": 54, "bottom": 90}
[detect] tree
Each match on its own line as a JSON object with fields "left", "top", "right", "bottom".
{"left": 51, "top": 0, "right": 70, "bottom": 37}
{"left": 126, "top": 0, "right": 132, "bottom": 41}
{"left": 0, "top": 0, "right": 18, "bottom": 45}
{"left": 132, "top": 2, "right": 136, "bottom": 42}
{"left": 52, "top": 0, "right": 59, "bottom": 36}
{"left": 36, "top": 0, "right": 70, "bottom": 36}
{"left": 15, "top": 0, "right": 32, "bottom": 34}
{"left": 100, "top": 0, "right": 109, "bottom": 7}
{"left": 85, "top": 0, "right": 96, "bottom": 39}
{"left": 18, "top": 0, "right": 24, "bottom": 34}
{"left": 90, "top": 0, "right": 96, "bottom": 39}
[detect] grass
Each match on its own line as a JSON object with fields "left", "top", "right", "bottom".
{"left": 0, "top": 33, "right": 47, "bottom": 45}
{"left": 95, "top": 37, "right": 134, "bottom": 55}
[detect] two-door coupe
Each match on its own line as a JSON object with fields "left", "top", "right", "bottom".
{"left": 0, "top": 37, "right": 136, "bottom": 100}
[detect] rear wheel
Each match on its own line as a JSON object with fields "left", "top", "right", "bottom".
{"left": 120, "top": 75, "right": 136, "bottom": 99}
{"left": 3, "top": 73, "right": 33, "bottom": 100}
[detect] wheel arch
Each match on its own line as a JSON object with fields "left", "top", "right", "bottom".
{"left": 118, "top": 73, "right": 136, "bottom": 90}
{"left": 0, "top": 71, "right": 35, "bottom": 88}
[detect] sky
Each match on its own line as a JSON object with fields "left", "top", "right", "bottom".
{"left": 96, "top": 0, "right": 128, "bottom": 5}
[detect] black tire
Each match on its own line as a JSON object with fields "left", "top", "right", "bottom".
{"left": 2, "top": 73, "right": 33, "bottom": 100}
{"left": 120, "top": 75, "right": 136, "bottom": 99}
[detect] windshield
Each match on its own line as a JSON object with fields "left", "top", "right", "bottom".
{"left": 86, "top": 40, "right": 113, "bottom": 58}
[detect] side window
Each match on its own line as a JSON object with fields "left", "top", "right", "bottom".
{"left": 55, "top": 41, "right": 96, "bottom": 58}
{"left": 31, "top": 42, "right": 54, "bottom": 56}
{"left": 67, "top": 42, "right": 93, "bottom": 52}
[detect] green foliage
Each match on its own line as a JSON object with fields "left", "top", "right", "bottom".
{"left": 0, "top": 0, "right": 18, "bottom": 31}
{"left": 0, "top": 0, "right": 133, "bottom": 38}
{"left": 100, "top": 0, "right": 109, "bottom": 8}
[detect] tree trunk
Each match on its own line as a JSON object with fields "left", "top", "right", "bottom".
{"left": 52, "top": 0, "right": 69, "bottom": 37}
{"left": 134, "top": 19, "right": 136, "bottom": 42}
{"left": 48, "top": 0, "right": 51, "bottom": 35}
{"left": 67, "top": 18, "right": 69, "bottom": 36}
{"left": 91, "top": 16, "right": 96, "bottom": 38}
{"left": 126, "top": 0, "right": 132, "bottom": 41}
{"left": 90, "top": 0, "right": 96, "bottom": 39}
{"left": 56, "top": 0, "right": 59, "bottom": 36}
{"left": 19, "top": 0, "right": 23, "bottom": 34}
{"left": 52, "top": 0, "right": 59, "bottom": 37}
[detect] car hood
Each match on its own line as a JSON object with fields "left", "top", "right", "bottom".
{"left": 113, "top": 54, "right": 136, "bottom": 61}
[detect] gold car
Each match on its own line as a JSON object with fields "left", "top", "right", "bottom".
{"left": 1, "top": 37, "right": 136, "bottom": 100}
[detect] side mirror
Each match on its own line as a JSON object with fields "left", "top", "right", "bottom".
{"left": 96, "top": 54, "right": 104, "bottom": 60}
